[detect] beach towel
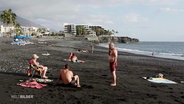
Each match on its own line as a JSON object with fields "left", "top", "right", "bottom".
{"left": 33, "top": 78, "right": 53, "bottom": 83}
{"left": 42, "top": 53, "right": 50, "bottom": 56}
{"left": 143, "top": 77, "right": 177, "bottom": 84}
{"left": 17, "top": 81, "right": 47, "bottom": 89}
{"left": 63, "top": 59, "right": 85, "bottom": 63}
{"left": 11, "top": 41, "right": 26, "bottom": 45}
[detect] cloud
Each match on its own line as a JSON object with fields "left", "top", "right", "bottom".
{"left": 72, "top": 0, "right": 183, "bottom": 6}
{"left": 160, "top": 7, "right": 184, "bottom": 13}
{"left": 150, "top": 0, "right": 181, "bottom": 3}
{"left": 0, "top": 0, "right": 183, "bottom": 35}
{"left": 124, "top": 13, "right": 148, "bottom": 23}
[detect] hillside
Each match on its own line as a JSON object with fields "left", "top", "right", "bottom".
{"left": 0, "top": 11, "right": 43, "bottom": 27}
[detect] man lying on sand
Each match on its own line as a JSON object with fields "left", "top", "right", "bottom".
{"left": 59, "top": 64, "right": 81, "bottom": 87}
{"left": 29, "top": 54, "right": 48, "bottom": 78}
{"left": 75, "top": 48, "right": 89, "bottom": 53}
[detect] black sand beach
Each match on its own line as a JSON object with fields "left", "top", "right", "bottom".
{"left": 0, "top": 37, "right": 184, "bottom": 104}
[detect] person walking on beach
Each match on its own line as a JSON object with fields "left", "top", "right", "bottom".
{"left": 109, "top": 42, "right": 118, "bottom": 86}
{"left": 90, "top": 42, "right": 94, "bottom": 53}
{"left": 59, "top": 64, "right": 81, "bottom": 87}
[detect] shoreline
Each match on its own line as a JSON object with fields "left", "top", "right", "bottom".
{"left": 0, "top": 37, "right": 184, "bottom": 104}
{"left": 98, "top": 42, "right": 184, "bottom": 61}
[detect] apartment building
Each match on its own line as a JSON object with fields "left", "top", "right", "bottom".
{"left": 63, "top": 24, "right": 98, "bottom": 36}
{"left": 64, "top": 24, "right": 76, "bottom": 35}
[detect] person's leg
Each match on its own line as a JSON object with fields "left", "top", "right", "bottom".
{"left": 42, "top": 66, "right": 48, "bottom": 78}
{"left": 73, "top": 75, "right": 80, "bottom": 87}
{"left": 109, "top": 62, "right": 116, "bottom": 86}
{"left": 78, "top": 60, "right": 85, "bottom": 63}
{"left": 92, "top": 47, "right": 94, "bottom": 53}
{"left": 111, "top": 71, "right": 116, "bottom": 86}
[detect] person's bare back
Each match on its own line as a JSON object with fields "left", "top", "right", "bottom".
{"left": 60, "top": 64, "right": 81, "bottom": 87}
{"left": 60, "top": 69, "right": 73, "bottom": 84}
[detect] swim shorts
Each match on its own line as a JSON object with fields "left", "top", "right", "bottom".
{"left": 109, "top": 61, "right": 117, "bottom": 72}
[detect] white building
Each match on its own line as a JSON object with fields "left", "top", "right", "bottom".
{"left": 0, "top": 25, "right": 14, "bottom": 34}
{"left": 0, "top": 22, "right": 43, "bottom": 37}
{"left": 21, "top": 26, "right": 39, "bottom": 36}
{"left": 64, "top": 24, "right": 76, "bottom": 35}
{"left": 63, "top": 23, "right": 97, "bottom": 36}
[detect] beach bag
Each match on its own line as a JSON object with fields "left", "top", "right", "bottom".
{"left": 27, "top": 68, "right": 31, "bottom": 77}
{"left": 27, "top": 66, "right": 43, "bottom": 77}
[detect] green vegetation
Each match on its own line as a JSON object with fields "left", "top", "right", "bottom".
{"left": 0, "top": 9, "right": 23, "bottom": 36}
{"left": 76, "top": 25, "right": 88, "bottom": 36}
{"left": 0, "top": 9, "right": 17, "bottom": 25}
{"left": 37, "top": 28, "right": 48, "bottom": 33}
{"left": 75, "top": 25, "right": 117, "bottom": 36}
{"left": 90, "top": 26, "right": 117, "bottom": 36}
{"left": 14, "top": 23, "right": 23, "bottom": 36}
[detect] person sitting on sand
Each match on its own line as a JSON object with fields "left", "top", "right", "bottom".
{"left": 59, "top": 64, "right": 81, "bottom": 87}
{"left": 29, "top": 54, "right": 48, "bottom": 78}
{"left": 70, "top": 53, "right": 85, "bottom": 63}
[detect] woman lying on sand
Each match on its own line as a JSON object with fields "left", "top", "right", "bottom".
{"left": 68, "top": 53, "right": 85, "bottom": 63}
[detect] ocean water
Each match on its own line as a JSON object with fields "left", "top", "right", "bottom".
{"left": 99, "top": 42, "right": 184, "bottom": 61}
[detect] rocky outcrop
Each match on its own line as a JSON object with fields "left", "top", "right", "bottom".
{"left": 63, "top": 34, "right": 139, "bottom": 44}
{"left": 118, "top": 37, "right": 139, "bottom": 43}
{"left": 98, "top": 36, "right": 139, "bottom": 43}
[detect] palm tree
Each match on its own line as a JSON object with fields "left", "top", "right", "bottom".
{"left": 111, "top": 29, "right": 118, "bottom": 37}
{"left": 37, "top": 28, "right": 42, "bottom": 33}
{"left": 15, "top": 22, "right": 21, "bottom": 28}
{"left": 0, "top": 9, "right": 17, "bottom": 36}
{"left": 0, "top": 9, "right": 17, "bottom": 25}
{"left": 76, "top": 26, "right": 88, "bottom": 36}
{"left": 14, "top": 23, "right": 23, "bottom": 36}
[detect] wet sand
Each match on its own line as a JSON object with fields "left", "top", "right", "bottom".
{"left": 0, "top": 37, "right": 184, "bottom": 104}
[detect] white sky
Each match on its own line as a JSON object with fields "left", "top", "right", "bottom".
{"left": 1, "top": 0, "right": 184, "bottom": 41}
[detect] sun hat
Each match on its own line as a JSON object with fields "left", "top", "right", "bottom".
{"left": 158, "top": 73, "right": 163, "bottom": 78}
{"left": 33, "top": 54, "right": 39, "bottom": 59}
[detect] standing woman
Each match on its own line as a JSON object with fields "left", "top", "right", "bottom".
{"left": 109, "top": 42, "right": 118, "bottom": 86}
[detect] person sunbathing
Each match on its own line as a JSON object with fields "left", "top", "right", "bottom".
{"left": 59, "top": 64, "right": 80, "bottom": 87}
{"left": 29, "top": 54, "right": 48, "bottom": 78}
{"left": 70, "top": 53, "right": 85, "bottom": 63}
{"left": 76, "top": 48, "right": 89, "bottom": 53}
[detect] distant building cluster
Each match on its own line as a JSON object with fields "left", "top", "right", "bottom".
{"left": 63, "top": 23, "right": 103, "bottom": 37}
{"left": 0, "top": 22, "right": 49, "bottom": 37}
